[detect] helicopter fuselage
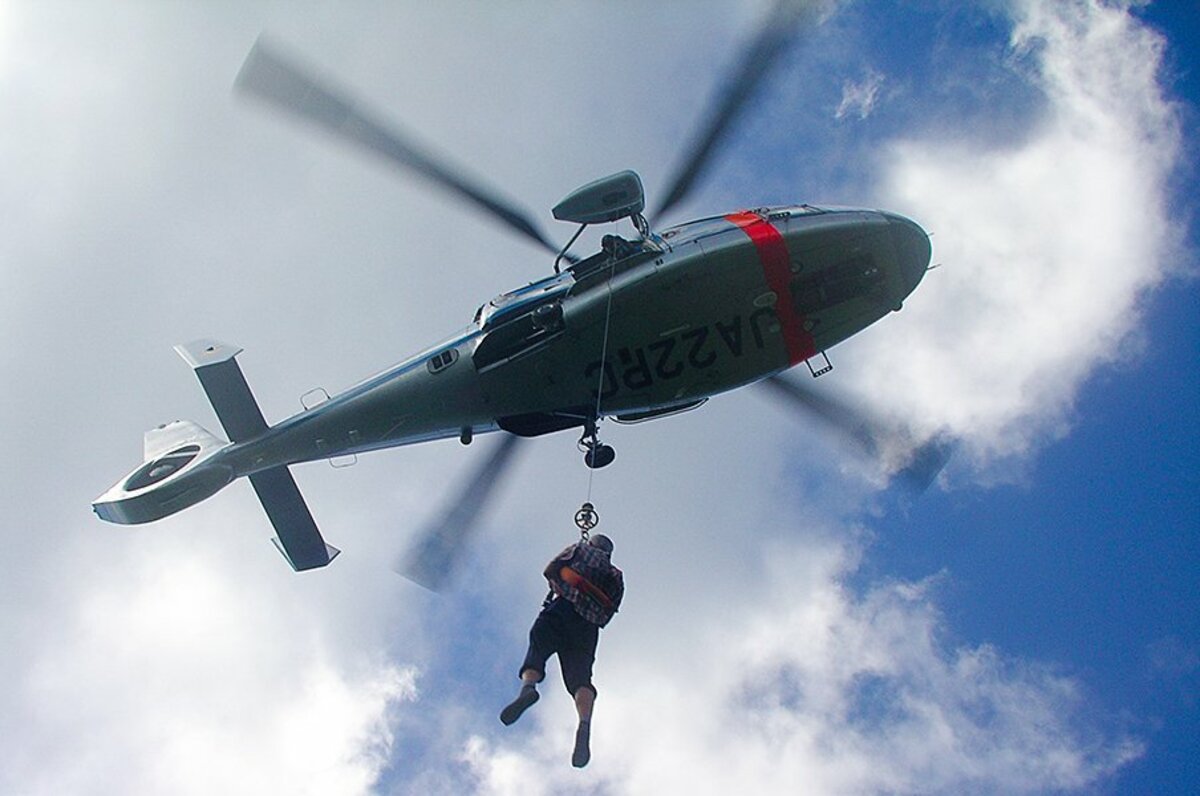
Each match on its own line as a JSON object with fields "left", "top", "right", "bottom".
{"left": 93, "top": 204, "right": 929, "bottom": 536}
{"left": 226, "top": 204, "right": 927, "bottom": 473}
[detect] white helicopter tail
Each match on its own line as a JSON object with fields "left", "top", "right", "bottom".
{"left": 93, "top": 419, "right": 235, "bottom": 525}
{"left": 93, "top": 341, "right": 339, "bottom": 572}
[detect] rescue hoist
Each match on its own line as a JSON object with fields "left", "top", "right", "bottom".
{"left": 574, "top": 501, "right": 599, "bottom": 542}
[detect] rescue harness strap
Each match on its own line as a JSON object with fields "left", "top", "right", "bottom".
{"left": 560, "top": 566, "right": 615, "bottom": 611}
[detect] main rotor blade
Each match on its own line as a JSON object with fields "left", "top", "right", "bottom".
{"left": 236, "top": 40, "right": 560, "bottom": 254}
{"left": 652, "top": 0, "right": 818, "bottom": 221}
{"left": 396, "top": 433, "right": 523, "bottom": 591}
{"left": 760, "top": 374, "right": 952, "bottom": 493}
{"left": 892, "top": 433, "right": 955, "bottom": 495}
{"left": 760, "top": 373, "right": 879, "bottom": 457}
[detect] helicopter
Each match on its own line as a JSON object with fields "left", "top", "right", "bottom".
{"left": 92, "top": 3, "right": 937, "bottom": 581}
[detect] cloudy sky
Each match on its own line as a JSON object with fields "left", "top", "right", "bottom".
{"left": 2, "top": 1, "right": 1197, "bottom": 793}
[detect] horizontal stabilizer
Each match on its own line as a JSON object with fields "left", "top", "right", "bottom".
{"left": 249, "top": 466, "right": 340, "bottom": 571}
{"left": 175, "top": 340, "right": 268, "bottom": 442}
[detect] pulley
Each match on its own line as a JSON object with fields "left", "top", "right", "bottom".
{"left": 574, "top": 501, "right": 599, "bottom": 540}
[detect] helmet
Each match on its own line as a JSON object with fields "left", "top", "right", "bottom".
{"left": 588, "top": 534, "right": 614, "bottom": 554}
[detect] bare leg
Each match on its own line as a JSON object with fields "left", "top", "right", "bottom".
{"left": 572, "top": 686, "right": 595, "bottom": 767}
{"left": 574, "top": 685, "right": 595, "bottom": 723}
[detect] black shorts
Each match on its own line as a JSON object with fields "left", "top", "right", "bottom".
{"left": 519, "top": 597, "right": 600, "bottom": 696}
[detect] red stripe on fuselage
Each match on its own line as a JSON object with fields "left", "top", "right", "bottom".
{"left": 725, "top": 211, "right": 815, "bottom": 366}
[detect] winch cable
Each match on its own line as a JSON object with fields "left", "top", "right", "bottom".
{"left": 579, "top": 229, "right": 619, "bottom": 535}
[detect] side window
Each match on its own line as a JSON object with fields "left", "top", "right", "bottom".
{"left": 427, "top": 348, "right": 459, "bottom": 374}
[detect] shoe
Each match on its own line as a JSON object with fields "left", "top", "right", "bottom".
{"left": 500, "top": 685, "right": 539, "bottom": 726}
{"left": 572, "top": 721, "right": 591, "bottom": 768}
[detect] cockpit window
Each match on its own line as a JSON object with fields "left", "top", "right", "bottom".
{"left": 568, "top": 234, "right": 660, "bottom": 285}
{"left": 473, "top": 296, "right": 565, "bottom": 372}
{"left": 477, "top": 273, "right": 572, "bottom": 329}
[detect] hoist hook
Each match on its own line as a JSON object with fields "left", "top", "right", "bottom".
{"left": 578, "top": 419, "right": 616, "bottom": 469}
{"left": 574, "top": 501, "right": 599, "bottom": 540}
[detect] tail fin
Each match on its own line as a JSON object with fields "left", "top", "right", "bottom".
{"left": 176, "top": 340, "right": 339, "bottom": 571}
{"left": 93, "top": 420, "right": 233, "bottom": 524}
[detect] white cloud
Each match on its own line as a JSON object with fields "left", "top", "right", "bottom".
{"left": 851, "top": 0, "right": 1181, "bottom": 466}
{"left": 461, "top": 540, "right": 1140, "bottom": 795}
{"left": 9, "top": 532, "right": 418, "bottom": 796}
{"left": 836, "top": 68, "right": 886, "bottom": 120}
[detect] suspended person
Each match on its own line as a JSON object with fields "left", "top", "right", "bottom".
{"left": 500, "top": 533, "right": 624, "bottom": 768}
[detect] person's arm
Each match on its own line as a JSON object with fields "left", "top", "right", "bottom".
{"left": 544, "top": 544, "right": 578, "bottom": 589}
{"left": 607, "top": 568, "right": 625, "bottom": 612}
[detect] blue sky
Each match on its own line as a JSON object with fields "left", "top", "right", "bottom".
{"left": 1, "top": 1, "right": 1197, "bottom": 794}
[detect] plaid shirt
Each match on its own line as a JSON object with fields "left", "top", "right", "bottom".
{"left": 544, "top": 542, "right": 624, "bottom": 627}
